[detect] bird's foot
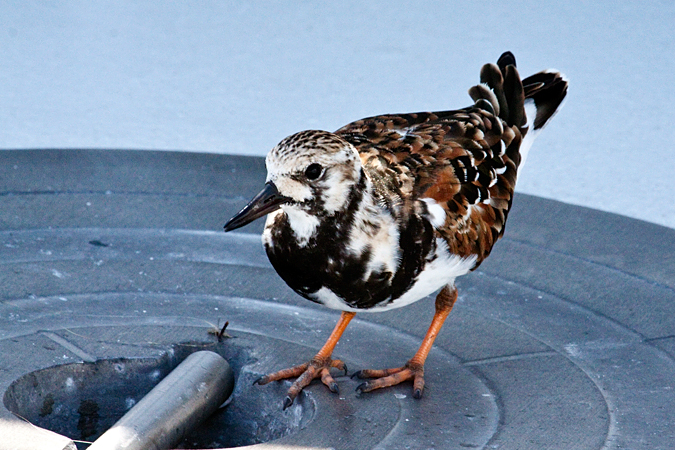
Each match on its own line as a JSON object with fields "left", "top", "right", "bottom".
{"left": 353, "top": 361, "right": 425, "bottom": 399}
{"left": 254, "top": 357, "right": 348, "bottom": 409}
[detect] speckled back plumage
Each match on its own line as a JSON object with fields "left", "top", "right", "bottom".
{"left": 336, "top": 52, "right": 567, "bottom": 267}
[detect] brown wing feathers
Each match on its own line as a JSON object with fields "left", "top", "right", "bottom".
{"left": 337, "top": 52, "right": 565, "bottom": 266}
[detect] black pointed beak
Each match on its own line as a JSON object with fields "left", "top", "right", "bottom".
{"left": 224, "top": 181, "right": 290, "bottom": 232}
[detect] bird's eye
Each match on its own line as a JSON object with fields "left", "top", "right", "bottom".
{"left": 304, "top": 163, "right": 323, "bottom": 180}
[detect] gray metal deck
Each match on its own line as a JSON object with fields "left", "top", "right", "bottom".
{"left": 1, "top": 150, "right": 674, "bottom": 449}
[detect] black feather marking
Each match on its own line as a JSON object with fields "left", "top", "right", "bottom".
{"left": 265, "top": 169, "right": 436, "bottom": 309}
{"left": 497, "top": 51, "right": 517, "bottom": 70}
{"left": 503, "top": 65, "right": 525, "bottom": 127}
{"left": 522, "top": 72, "right": 568, "bottom": 129}
{"left": 463, "top": 184, "right": 479, "bottom": 204}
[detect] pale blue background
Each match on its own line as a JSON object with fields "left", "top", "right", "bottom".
{"left": 2, "top": 1, "right": 673, "bottom": 229}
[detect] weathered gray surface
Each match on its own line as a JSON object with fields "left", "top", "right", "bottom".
{"left": 1, "top": 150, "right": 674, "bottom": 449}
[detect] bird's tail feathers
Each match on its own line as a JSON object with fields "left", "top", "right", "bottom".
{"left": 468, "top": 51, "right": 525, "bottom": 128}
{"left": 469, "top": 52, "right": 568, "bottom": 169}
{"left": 518, "top": 66, "right": 568, "bottom": 168}
{"left": 469, "top": 52, "right": 568, "bottom": 131}
{"left": 521, "top": 69, "right": 568, "bottom": 130}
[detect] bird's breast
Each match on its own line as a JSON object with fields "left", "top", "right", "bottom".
{"left": 262, "top": 204, "right": 458, "bottom": 311}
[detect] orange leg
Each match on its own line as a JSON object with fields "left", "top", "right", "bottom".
{"left": 254, "top": 311, "right": 355, "bottom": 409}
{"left": 354, "top": 285, "right": 457, "bottom": 399}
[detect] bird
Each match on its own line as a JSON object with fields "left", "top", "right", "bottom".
{"left": 224, "top": 52, "right": 567, "bottom": 409}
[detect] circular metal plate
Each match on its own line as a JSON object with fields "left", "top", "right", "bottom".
{"left": 1, "top": 150, "right": 674, "bottom": 449}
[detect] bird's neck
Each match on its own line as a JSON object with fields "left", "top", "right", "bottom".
{"left": 265, "top": 169, "right": 376, "bottom": 247}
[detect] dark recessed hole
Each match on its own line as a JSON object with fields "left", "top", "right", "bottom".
{"left": 3, "top": 342, "right": 315, "bottom": 449}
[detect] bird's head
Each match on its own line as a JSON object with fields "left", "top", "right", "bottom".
{"left": 224, "top": 130, "right": 362, "bottom": 232}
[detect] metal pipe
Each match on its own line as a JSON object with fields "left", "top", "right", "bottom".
{"left": 88, "top": 351, "right": 234, "bottom": 450}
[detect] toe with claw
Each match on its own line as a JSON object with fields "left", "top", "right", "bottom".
{"left": 354, "top": 361, "right": 426, "bottom": 399}
{"left": 256, "top": 357, "right": 348, "bottom": 409}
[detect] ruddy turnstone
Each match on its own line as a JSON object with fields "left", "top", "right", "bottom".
{"left": 224, "top": 52, "right": 567, "bottom": 408}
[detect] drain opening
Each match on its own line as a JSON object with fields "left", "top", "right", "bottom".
{"left": 3, "top": 343, "right": 315, "bottom": 449}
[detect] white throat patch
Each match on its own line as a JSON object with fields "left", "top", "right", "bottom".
{"left": 264, "top": 207, "right": 320, "bottom": 247}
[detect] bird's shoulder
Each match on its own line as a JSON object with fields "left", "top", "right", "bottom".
{"left": 335, "top": 104, "right": 523, "bottom": 265}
